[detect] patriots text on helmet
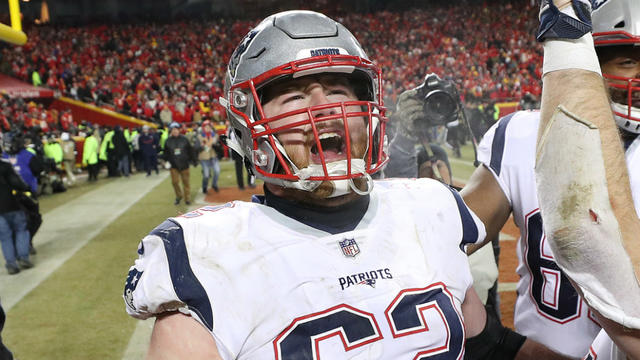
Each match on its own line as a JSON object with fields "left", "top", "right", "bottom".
{"left": 309, "top": 48, "right": 341, "bottom": 57}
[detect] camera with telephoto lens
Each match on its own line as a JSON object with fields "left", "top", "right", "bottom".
{"left": 415, "top": 73, "right": 461, "bottom": 127}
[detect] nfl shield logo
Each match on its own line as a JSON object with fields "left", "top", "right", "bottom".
{"left": 339, "top": 238, "right": 360, "bottom": 257}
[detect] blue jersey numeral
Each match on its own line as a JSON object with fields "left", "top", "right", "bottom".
{"left": 274, "top": 282, "right": 464, "bottom": 359}
{"left": 525, "top": 210, "right": 581, "bottom": 323}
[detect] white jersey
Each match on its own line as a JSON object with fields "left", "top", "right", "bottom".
{"left": 124, "top": 178, "right": 486, "bottom": 360}
{"left": 477, "top": 111, "right": 602, "bottom": 357}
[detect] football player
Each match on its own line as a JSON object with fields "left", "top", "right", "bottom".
{"left": 461, "top": 0, "right": 640, "bottom": 358}
{"left": 123, "top": 10, "right": 569, "bottom": 360}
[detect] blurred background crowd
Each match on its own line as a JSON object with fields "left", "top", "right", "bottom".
{"left": 0, "top": 0, "right": 542, "bottom": 204}
{"left": 0, "top": 0, "right": 541, "bottom": 134}
{"left": 0, "top": 0, "right": 542, "bottom": 202}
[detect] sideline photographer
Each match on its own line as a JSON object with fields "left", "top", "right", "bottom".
{"left": 383, "top": 73, "right": 463, "bottom": 185}
{"left": 383, "top": 74, "right": 498, "bottom": 308}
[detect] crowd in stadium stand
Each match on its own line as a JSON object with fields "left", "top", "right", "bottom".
{"left": 0, "top": 1, "right": 542, "bottom": 195}
{"left": 0, "top": 1, "right": 541, "bottom": 133}
{"left": 341, "top": 2, "right": 542, "bottom": 103}
{"left": 0, "top": 96, "right": 76, "bottom": 134}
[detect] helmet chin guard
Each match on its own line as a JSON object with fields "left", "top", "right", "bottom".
{"left": 223, "top": 11, "right": 388, "bottom": 195}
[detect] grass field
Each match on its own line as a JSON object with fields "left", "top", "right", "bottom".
{"left": 2, "top": 145, "right": 508, "bottom": 360}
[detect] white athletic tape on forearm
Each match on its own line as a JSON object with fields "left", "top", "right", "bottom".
{"left": 535, "top": 106, "right": 640, "bottom": 329}
{"left": 543, "top": 33, "right": 602, "bottom": 76}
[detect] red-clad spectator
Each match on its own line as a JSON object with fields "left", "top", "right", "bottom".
{"left": 0, "top": 114, "right": 9, "bottom": 132}
{"left": 60, "top": 109, "right": 74, "bottom": 131}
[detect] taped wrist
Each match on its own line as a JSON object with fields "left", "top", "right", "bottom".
{"left": 465, "top": 309, "right": 526, "bottom": 360}
{"left": 542, "top": 33, "right": 601, "bottom": 76}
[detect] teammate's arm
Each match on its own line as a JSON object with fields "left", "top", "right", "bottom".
{"left": 539, "top": 67, "right": 640, "bottom": 262}
{"left": 461, "top": 166, "right": 511, "bottom": 254}
{"left": 538, "top": 66, "right": 640, "bottom": 360}
{"left": 540, "top": 70, "right": 633, "bottom": 223}
{"left": 535, "top": 0, "right": 640, "bottom": 356}
{"left": 461, "top": 287, "right": 570, "bottom": 359}
{"left": 146, "top": 312, "right": 223, "bottom": 360}
{"left": 538, "top": 0, "right": 637, "bottom": 242}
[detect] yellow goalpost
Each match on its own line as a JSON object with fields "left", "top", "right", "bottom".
{"left": 0, "top": 0, "right": 27, "bottom": 45}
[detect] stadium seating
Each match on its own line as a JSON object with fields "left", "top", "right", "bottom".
{"left": 0, "top": 2, "right": 541, "bottom": 132}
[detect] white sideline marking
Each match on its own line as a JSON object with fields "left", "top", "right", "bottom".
{"left": 0, "top": 172, "right": 169, "bottom": 312}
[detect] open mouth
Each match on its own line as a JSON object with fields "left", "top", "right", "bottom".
{"left": 310, "top": 132, "right": 347, "bottom": 163}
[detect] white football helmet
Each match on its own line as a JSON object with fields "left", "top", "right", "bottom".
{"left": 593, "top": 0, "right": 640, "bottom": 133}
{"left": 221, "top": 10, "right": 388, "bottom": 197}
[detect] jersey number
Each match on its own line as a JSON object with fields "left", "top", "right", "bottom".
{"left": 525, "top": 210, "right": 581, "bottom": 323}
{"left": 273, "top": 282, "right": 464, "bottom": 360}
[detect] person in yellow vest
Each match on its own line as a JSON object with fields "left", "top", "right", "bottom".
{"left": 157, "top": 126, "right": 169, "bottom": 168}
{"left": 31, "top": 69, "right": 41, "bottom": 87}
{"left": 82, "top": 130, "right": 100, "bottom": 182}
{"left": 99, "top": 127, "right": 117, "bottom": 177}
{"left": 159, "top": 126, "right": 168, "bottom": 150}
{"left": 44, "top": 135, "right": 63, "bottom": 168}
{"left": 43, "top": 138, "right": 53, "bottom": 160}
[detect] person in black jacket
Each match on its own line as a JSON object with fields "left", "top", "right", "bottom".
{"left": 163, "top": 122, "right": 194, "bottom": 205}
{"left": 112, "top": 126, "right": 131, "bottom": 177}
{"left": 0, "top": 143, "right": 34, "bottom": 275}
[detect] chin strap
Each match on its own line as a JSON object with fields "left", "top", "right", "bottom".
{"left": 295, "top": 159, "right": 373, "bottom": 198}
{"left": 349, "top": 172, "right": 374, "bottom": 195}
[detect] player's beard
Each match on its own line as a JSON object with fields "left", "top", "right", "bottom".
{"left": 281, "top": 121, "right": 369, "bottom": 199}
{"left": 608, "top": 85, "right": 640, "bottom": 109}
